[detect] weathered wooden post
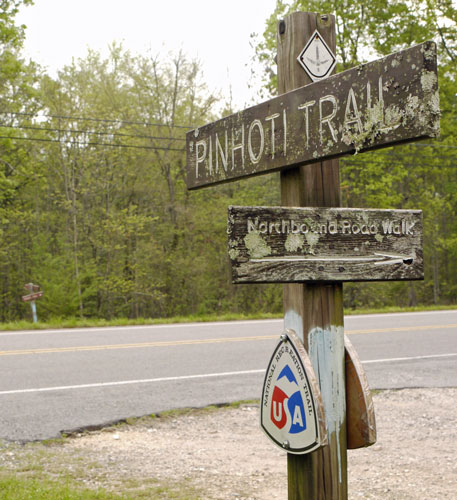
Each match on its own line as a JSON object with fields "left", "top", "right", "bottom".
{"left": 186, "top": 9, "right": 439, "bottom": 498}
{"left": 277, "top": 12, "right": 345, "bottom": 499}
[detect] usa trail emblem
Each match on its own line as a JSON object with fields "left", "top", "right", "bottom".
{"left": 260, "top": 329, "right": 327, "bottom": 454}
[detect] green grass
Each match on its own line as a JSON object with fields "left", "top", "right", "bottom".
{"left": 0, "top": 473, "right": 202, "bottom": 500}
{"left": 0, "top": 476, "right": 124, "bottom": 500}
{"left": 1, "top": 304, "right": 456, "bottom": 331}
{"left": 0, "top": 312, "right": 280, "bottom": 331}
{"left": 343, "top": 303, "right": 457, "bottom": 315}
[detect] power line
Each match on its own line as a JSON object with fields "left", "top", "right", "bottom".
{"left": 0, "top": 134, "right": 185, "bottom": 151}
{"left": 0, "top": 135, "right": 453, "bottom": 158}
{"left": 0, "top": 123, "right": 186, "bottom": 142}
{"left": 343, "top": 153, "right": 455, "bottom": 162}
{"left": 3, "top": 138, "right": 451, "bottom": 164}
{"left": 0, "top": 111, "right": 194, "bottom": 129}
{"left": 0, "top": 119, "right": 454, "bottom": 157}
{"left": 342, "top": 159, "right": 455, "bottom": 169}
{"left": 1, "top": 112, "right": 456, "bottom": 150}
{"left": 369, "top": 143, "right": 457, "bottom": 152}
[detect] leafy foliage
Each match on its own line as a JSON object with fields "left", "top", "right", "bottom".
{"left": 0, "top": 1, "right": 456, "bottom": 321}
{"left": 0, "top": 33, "right": 282, "bottom": 320}
{"left": 253, "top": 0, "right": 457, "bottom": 308}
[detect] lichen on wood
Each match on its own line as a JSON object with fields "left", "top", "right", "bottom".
{"left": 228, "top": 206, "right": 423, "bottom": 283}
{"left": 187, "top": 42, "right": 440, "bottom": 190}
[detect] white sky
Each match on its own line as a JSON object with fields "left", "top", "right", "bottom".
{"left": 16, "top": 0, "right": 278, "bottom": 110}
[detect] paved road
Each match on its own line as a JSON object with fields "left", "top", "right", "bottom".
{"left": 0, "top": 310, "right": 456, "bottom": 441}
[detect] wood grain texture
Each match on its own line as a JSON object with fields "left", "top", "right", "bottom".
{"left": 278, "top": 12, "right": 347, "bottom": 500}
{"left": 344, "top": 335, "right": 377, "bottom": 449}
{"left": 296, "top": 284, "right": 346, "bottom": 500}
{"left": 228, "top": 206, "right": 423, "bottom": 283}
{"left": 186, "top": 40, "right": 439, "bottom": 189}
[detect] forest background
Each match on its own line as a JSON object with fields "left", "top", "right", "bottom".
{"left": 0, "top": 0, "right": 456, "bottom": 322}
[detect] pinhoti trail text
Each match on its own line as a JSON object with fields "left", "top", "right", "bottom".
{"left": 186, "top": 42, "right": 439, "bottom": 190}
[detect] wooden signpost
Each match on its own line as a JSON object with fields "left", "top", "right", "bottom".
{"left": 22, "top": 282, "right": 43, "bottom": 323}
{"left": 185, "top": 10, "right": 439, "bottom": 500}
{"left": 21, "top": 291, "right": 44, "bottom": 302}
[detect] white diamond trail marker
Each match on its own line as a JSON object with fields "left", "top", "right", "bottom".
{"left": 297, "top": 29, "right": 336, "bottom": 81}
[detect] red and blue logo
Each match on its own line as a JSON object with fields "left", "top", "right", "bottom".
{"left": 271, "top": 365, "right": 307, "bottom": 434}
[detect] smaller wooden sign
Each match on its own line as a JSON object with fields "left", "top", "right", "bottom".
{"left": 260, "top": 329, "right": 327, "bottom": 454}
{"left": 228, "top": 206, "right": 423, "bottom": 283}
{"left": 24, "top": 283, "right": 40, "bottom": 292}
{"left": 22, "top": 291, "right": 44, "bottom": 302}
{"left": 344, "top": 335, "right": 377, "bottom": 449}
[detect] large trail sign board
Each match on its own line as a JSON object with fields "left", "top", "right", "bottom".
{"left": 228, "top": 206, "right": 423, "bottom": 283}
{"left": 186, "top": 41, "right": 439, "bottom": 190}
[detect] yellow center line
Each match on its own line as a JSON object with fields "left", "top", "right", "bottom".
{"left": 0, "top": 335, "right": 276, "bottom": 356}
{"left": 0, "top": 324, "right": 455, "bottom": 356}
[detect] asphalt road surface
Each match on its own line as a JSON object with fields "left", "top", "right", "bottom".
{"left": 0, "top": 310, "right": 456, "bottom": 441}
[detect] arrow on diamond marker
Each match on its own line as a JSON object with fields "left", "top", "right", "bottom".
{"left": 305, "top": 40, "right": 330, "bottom": 70}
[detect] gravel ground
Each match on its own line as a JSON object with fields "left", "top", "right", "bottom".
{"left": 1, "top": 388, "right": 456, "bottom": 499}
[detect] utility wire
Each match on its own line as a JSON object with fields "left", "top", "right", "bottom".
{"left": 1, "top": 134, "right": 454, "bottom": 158}
{"left": 0, "top": 135, "right": 185, "bottom": 151}
{"left": 0, "top": 123, "right": 186, "bottom": 142}
{"left": 2, "top": 125, "right": 456, "bottom": 153}
{"left": 343, "top": 153, "right": 455, "bottom": 162}
{"left": 368, "top": 143, "right": 457, "bottom": 151}
{"left": 0, "top": 111, "right": 193, "bottom": 129}
{"left": 342, "top": 159, "right": 455, "bottom": 169}
{"left": 2, "top": 113, "right": 456, "bottom": 149}
{"left": 2, "top": 113, "right": 457, "bottom": 152}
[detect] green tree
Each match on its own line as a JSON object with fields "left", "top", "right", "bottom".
{"left": 30, "top": 47, "right": 222, "bottom": 319}
{"left": 255, "top": 0, "right": 457, "bottom": 92}
{"left": 254, "top": 0, "right": 457, "bottom": 308}
{"left": 0, "top": 0, "right": 43, "bottom": 321}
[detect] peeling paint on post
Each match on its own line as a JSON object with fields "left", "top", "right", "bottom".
{"left": 308, "top": 324, "right": 346, "bottom": 482}
{"left": 277, "top": 12, "right": 347, "bottom": 499}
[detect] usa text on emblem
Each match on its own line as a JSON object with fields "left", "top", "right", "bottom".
{"left": 260, "top": 329, "right": 327, "bottom": 454}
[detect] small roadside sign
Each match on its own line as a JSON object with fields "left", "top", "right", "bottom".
{"left": 22, "top": 291, "right": 44, "bottom": 302}
{"left": 24, "top": 283, "right": 40, "bottom": 292}
{"left": 21, "top": 283, "right": 43, "bottom": 323}
{"left": 260, "top": 329, "right": 327, "bottom": 455}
